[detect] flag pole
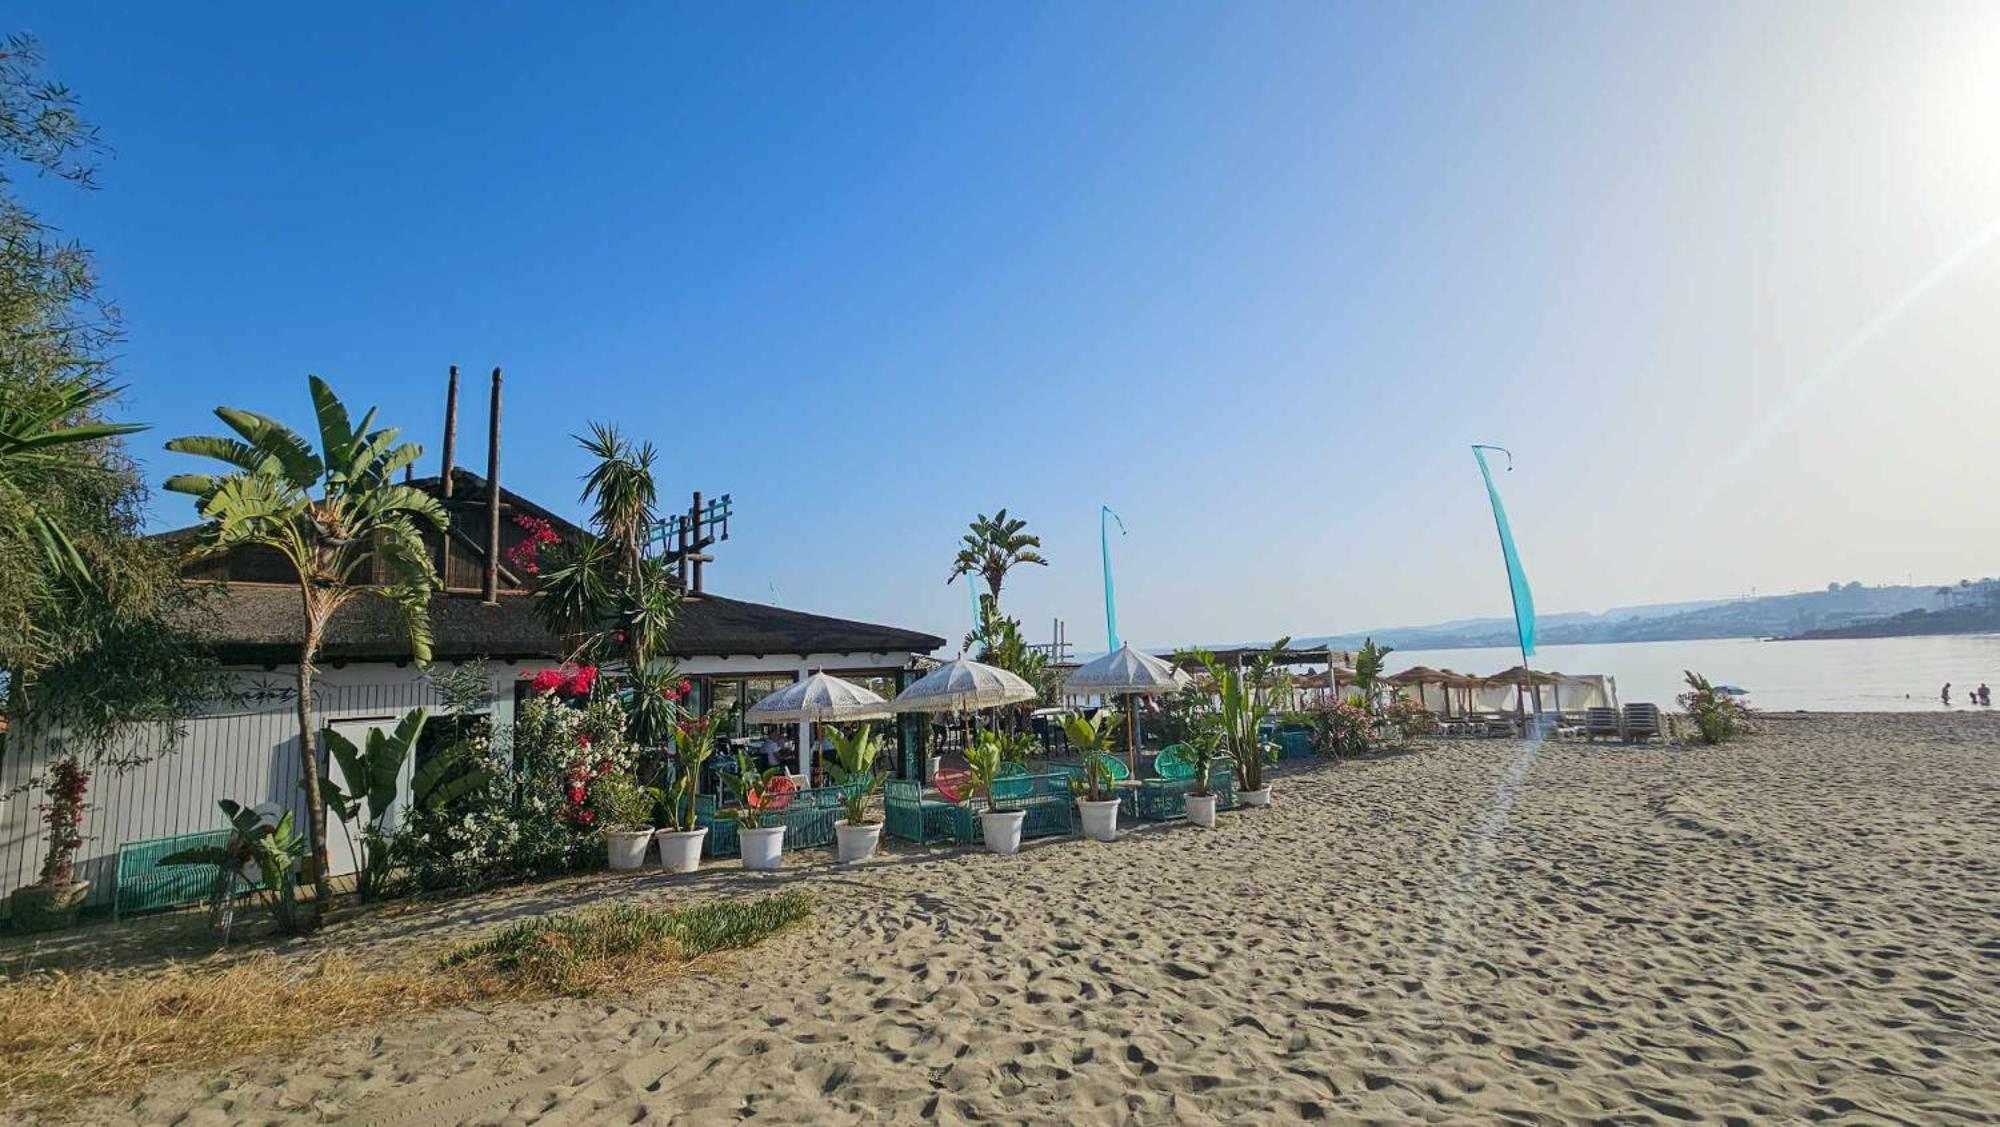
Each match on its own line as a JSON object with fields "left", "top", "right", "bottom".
{"left": 1100, "top": 506, "right": 1126, "bottom": 653}
{"left": 1472, "top": 445, "right": 1536, "bottom": 719}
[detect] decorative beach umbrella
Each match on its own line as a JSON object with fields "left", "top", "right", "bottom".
{"left": 1385, "top": 666, "right": 1449, "bottom": 715}
{"left": 1062, "top": 643, "right": 1182, "bottom": 774}
{"left": 891, "top": 656, "right": 1038, "bottom": 714}
{"left": 745, "top": 671, "right": 894, "bottom": 723}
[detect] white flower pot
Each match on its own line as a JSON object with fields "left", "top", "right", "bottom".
{"left": 654, "top": 827, "right": 708, "bottom": 874}
{"left": 835, "top": 820, "right": 882, "bottom": 863}
{"left": 1187, "top": 793, "right": 1218, "bottom": 828}
{"left": 927, "top": 756, "right": 942, "bottom": 780}
{"left": 1077, "top": 797, "right": 1122, "bottom": 842}
{"left": 739, "top": 825, "right": 788, "bottom": 870}
{"left": 606, "top": 829, "right": 652, "bottom": 870}
{"left": 980, "top": 809, "right": 1027, "bottom": 855}
{"left": 1239, "top": 786, "right": 1273, "bottom": 808}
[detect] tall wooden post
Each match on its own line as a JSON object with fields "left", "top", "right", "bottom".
{"left": 483, "top": 368, "right": 502, "bottom": 604}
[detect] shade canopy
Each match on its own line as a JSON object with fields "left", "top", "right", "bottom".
{"left": 1485, "top": 665, "right": 1561, "bottom": 686}
{"left": 1062, "top": 643, "right": 1183, "bottom": 698}
{"left": 891, "top": 656, "right": 1038, "bottom": 714}
{"left": 1384, "top": 665, "right": 1448, "bottom": 686}
{"left": 744, "top": 671, "right": 894, "bottom": 723}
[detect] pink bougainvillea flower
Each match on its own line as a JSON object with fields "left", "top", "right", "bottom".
{"left": 530, "top": 668, "right": 564, "bottom": 693}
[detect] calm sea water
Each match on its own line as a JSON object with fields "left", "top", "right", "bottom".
{"left": 1382, "top": 635, "right": 2000, "bottom": 713}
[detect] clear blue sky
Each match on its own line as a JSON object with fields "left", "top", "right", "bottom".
{"left": 14, "top": 3, "right": 2000, "bottom": 650}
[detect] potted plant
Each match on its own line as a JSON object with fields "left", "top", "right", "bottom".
{"left": 1195, "top": 645, "right": 1282, "bottom": 807}
{"left": 655, "top": 714, "right": 717, "bottom": 873}
{"left": 964, "top": 732, "right": 1025, "bottom": 854}
{"left": 827, "top": 725, "right": 886, "bottom": 863}
{"left": 9, "top": 756, "right": 93, "bottom": 932}
{"left": 1060, "top": 710, "right": 1124, "bottom": 842}
{"left": 1183, "top": 729, "right": 1222, "bottom": 828}
{"left": 726, "top": 746, "right": 796, "bottom": 870}
{"left": 591, "top": 773, "right": 658, "bottom": 870}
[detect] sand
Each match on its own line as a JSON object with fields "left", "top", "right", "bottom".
{"left": 29, "top": 712, "right": 2000, "bottom": 1124}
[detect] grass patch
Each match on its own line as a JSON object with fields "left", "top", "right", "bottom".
{"left": 0, "top": 891, "right": 810, "bottom": 1112}
{"left": 440, "top": 890, "right": 813, "bottom": 995}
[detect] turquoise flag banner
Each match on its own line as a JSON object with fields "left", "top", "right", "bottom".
{"left": 1100, "top": 506, "right": 1126, "bottom": 653}
{"left": 1472, "top": 446, "right": 1536, "bottom": 657}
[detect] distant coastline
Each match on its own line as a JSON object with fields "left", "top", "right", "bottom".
{"left": 1779, "top": 606, "right": 2000, "bottom": 641}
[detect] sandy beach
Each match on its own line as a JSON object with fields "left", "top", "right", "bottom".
{"left": 28, "top": 712, "right": 2000, "bottom": 1125}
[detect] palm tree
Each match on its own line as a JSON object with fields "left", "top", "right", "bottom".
{"left": 576, "top": 423, "right": 657, "bottom": 575}
{"left": 0, "top": 375, "right": 144, "bottom": 583}
{"left": 946, "top": 509, "right": 1047, "bottom": 610}
{"left": 163, "top": 377, "right": 444, "bottom": 928}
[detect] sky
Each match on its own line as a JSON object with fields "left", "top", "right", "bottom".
{"left": 12, "top": 3, "right": 2000, "bottom": 653}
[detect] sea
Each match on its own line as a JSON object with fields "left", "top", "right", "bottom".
{"left": 1380, "top": 634, "right": 2000, "bottom": 713}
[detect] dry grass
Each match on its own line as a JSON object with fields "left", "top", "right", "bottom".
{"left": 0, "top": 891, "right": 811, "bottom": 1112}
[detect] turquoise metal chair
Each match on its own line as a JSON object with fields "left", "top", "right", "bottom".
{"left": 1153, "top": 744, "right": 1196, "bottom": 780}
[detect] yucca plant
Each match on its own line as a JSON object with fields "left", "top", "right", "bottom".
{"left": 163, "top": 378, "right": 445, "bottom": 926}
{"left": 826, "top": 725, "right": 883, "bottom": 826}
{"left": 1059, "top": 709, "right": 1123, "bottom": 803}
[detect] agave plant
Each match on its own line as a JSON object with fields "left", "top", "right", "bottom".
{"left": 163, "top": 378, "right": 445, "bottom": 925}
{"left": 1059, "top": 709, "right": 1123, "bottom": 803}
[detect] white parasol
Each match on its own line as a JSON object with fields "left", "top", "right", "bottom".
{"left": 745, "top": 671, "right": 895, "bottom": 723}
{"left": 891, "top": 656, "right": 1037, "bottom": 714}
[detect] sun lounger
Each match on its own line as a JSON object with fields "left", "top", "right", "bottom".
{"left": 1621, "top": 703, "right": 1663, "bottom": 743}
{"left": 1583, "top": 707, "right": 1622, "bottom": 741}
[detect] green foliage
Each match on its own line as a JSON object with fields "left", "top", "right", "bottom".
{"left": 1058, "top": 709, "right": 1123, "bottom": 803}
{"left": 664, "top": 714, "right": 720, "bottom": 832}
{"left": 439, "top": 891, "right": 811, "bottom": 996}
{"left": 963, "top": 731, "right": 1007, "bottom": 812}
{"left": 1188, "top": 641, "right": 1288, "bottom": 793}
{"left": 530, "top": 427, "right": 680, "bottom": 668}
{"left": 163, "top": 376, "right": 445, "bottom": 923}
{"left": 724, "top": 746, "right": 788, "bottom": 830}
{"left": 321, "top": 707, "right": 498, "bottom": 900}
{"left": 826, "top": 725, "right": 883, "bottom": 826}
{"left": 947, "top": 509, "right": 1047, "bottom": 608}
{"left": 1351, "top": 638, "right": 1394, "bottom": 697}
{"left": 588, "top": 773, "right": 659, "bottom": 832}
{"left": 1181, "top": 727, "right": 1222, "bottom": 798}
{"left": 1678, "top": 670, "right": 1749, "bottom": 745}
{"left": 964, "top": 597, "right": 1053, "bottom": 704}
{"left": 160, "top": 799, "right": 308, "bottom": 935}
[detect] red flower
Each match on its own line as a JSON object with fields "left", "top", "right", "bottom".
{"left": 577, "top": 731, "right": 594, "bottom": 749}
{"left": 530, "top": 668, "right": 564, "bottom": 693}
{"left": 578, "top": 809, "right": 597, "bottom": 826}
{"left": 677, "top": 679, "right": 692, "bottom": 694}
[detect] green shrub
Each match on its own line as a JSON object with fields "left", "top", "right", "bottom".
{"left": 440, "top": 891, "right": 812, "bottom": 994}
{"left": 1678, "top": 671, "right": 1749, "bottom": 745}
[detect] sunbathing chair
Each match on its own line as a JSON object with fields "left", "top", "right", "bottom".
{"left": 1621, "top": 703, "right": 1663, "bottom": 743}
{"left": 1583, "top": 707, "right": 1621, "bottom": 742}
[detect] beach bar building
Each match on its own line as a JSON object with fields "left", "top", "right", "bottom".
{"left": 0, "top": 378, "right": 943, "bottom": 913}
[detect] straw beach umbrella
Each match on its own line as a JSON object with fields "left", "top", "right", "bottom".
{"left": 1062, "top": 642, "right": 1183, "bottom": 774}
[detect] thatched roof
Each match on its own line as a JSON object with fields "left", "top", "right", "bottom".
{"left": 186, "top": 585, "right": 945, "bottom": 665}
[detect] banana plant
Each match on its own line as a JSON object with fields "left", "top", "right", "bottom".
{"left": 321, "top": 707, "right": 493, "bottom": 901}
{"left": 160, "top": 799, "right": 308, "bottom": 938}
{"left": 826, "top": 725, "right": 883, "bottom": 826}
{"left": 163, "top": 377, "right": 446, "bottom": 926}
{"left": 1191, "top": 647, "right": 1281, "bottom": 793}
{"left": 1059, "top": 709, "right": 1123, "bottom": 803}
{"left": 665, "top": 713, "right": 721, "bottom": 831}
{"left": 725, "top": 745, "right": 792, "bottom": 830}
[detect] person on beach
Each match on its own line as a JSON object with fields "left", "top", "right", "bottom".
{"left": 1941, "top": 683, "right": 1951, "bottom": 705}
{"left": 1980, "top": 684, "right": 1992, "bottom": 706}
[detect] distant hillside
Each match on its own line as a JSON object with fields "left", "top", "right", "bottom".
{"left": 1266, "top": 583, "right": 1953, "bottom": 652}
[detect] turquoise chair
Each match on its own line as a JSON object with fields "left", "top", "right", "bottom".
{"left": 1153, "top": 744, "right": 1196, "bottom": 780}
